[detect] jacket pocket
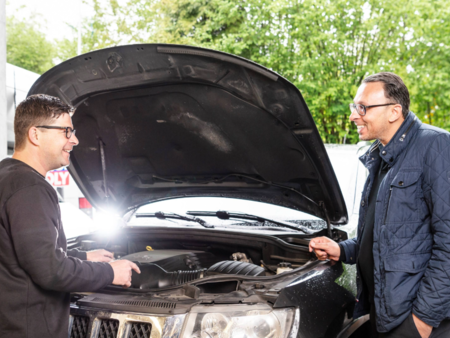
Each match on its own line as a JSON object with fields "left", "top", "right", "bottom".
{"left": 383, "top": 252, "right": 430, "bottom": 318}
{"left": 384, "top": 252, "right": 430, "bottom": 272}
{"left": 385, "top": 170, "right": 421, "bottom": 224}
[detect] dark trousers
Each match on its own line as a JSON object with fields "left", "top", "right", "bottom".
{"left": 370, "top": 309, "right": 450, "bottom": 338}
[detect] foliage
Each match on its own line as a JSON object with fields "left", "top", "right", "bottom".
{"left": 55, "top": 0, "right": 126, "bottom": 62}
{"left": 6, "top": 15, "right": 55, "bottom": 74}
{"left": 404, "top": 0, "right": 450, "bottom": 130}
{"left": 117, "top": 0, "right": 450, "bottom": 143}
{"left": 8, "top": 0, "right": 450, "bottom": 142}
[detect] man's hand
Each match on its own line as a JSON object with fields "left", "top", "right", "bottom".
{"left": 412, "top": 313, "right": 433, "bottom": 338}
{"left": 86, "top": 249, "right": 114, "bottom": 262}
{"left": 109, "top": 260, "right": 141, "bottom": 288}
{"left": 309, "top": 236, "right": 341, "bottom": 261}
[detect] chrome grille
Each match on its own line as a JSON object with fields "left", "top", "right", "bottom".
{"left": 99, "top": 319, "right": 119, "bottom": 338}
{"left": 70, "top": 315, "right": 89, "bottom": 338}
{"left": 128, "top": 322, "right": 152, "bottom": 338}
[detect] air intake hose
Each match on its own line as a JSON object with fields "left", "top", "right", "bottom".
{"left": 130, "top": 262, "right": 205, "bottom": 289}
{"left": 206, "top": 260, "right": 265, "bottom": 276}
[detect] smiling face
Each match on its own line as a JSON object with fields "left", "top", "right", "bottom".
{"left": 38, "top": 113, "right": 79, "bottom": 171}
{"left": 350, "top": 82, "right": 403, "bottom": 145}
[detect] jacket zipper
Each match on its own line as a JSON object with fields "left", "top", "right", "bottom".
{"left": 399, "top": 117, "right": 416, "bottom": 142}
{"left": 383, "top": 187, "right": 393, "bottom": 224}
{"left": 370, "top": 140, "right": 381, "bottom": 153}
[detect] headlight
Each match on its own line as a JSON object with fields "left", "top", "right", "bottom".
{"left": 180, "top": 304, "right": 299, "bottom": 338}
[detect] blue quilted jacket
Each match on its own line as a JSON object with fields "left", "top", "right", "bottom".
{"left": 340, "top": 112, "right": 450, "bottom": 332}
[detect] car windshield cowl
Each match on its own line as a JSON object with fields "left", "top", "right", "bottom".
{"left": 186, "top": 210, "right": 314, "bottom": 234}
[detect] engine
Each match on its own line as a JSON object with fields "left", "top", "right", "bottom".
{"left": 120, "top": 249, "right": 265, "bottom": 289}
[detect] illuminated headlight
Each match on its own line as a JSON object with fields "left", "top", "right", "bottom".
{"left": 180, "top": 304, "right": 299, "bottom": 338}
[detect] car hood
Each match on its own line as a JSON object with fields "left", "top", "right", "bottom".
{"left": 28, "top": 44, "right": 347, "bottom": 224}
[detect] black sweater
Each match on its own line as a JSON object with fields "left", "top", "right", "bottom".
{"left": 0, "top": 158, "right": 114, "bottom": 338}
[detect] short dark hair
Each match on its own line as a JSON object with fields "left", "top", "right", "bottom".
{"left": 14, "top": 94, "right": 75, "bottom": 150}
{"left": 362, "top": 72, "right": 410, "bottom": 118}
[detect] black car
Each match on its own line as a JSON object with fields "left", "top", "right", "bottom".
{"left": 28, "top": 44, "right": 369, "bottom": 338}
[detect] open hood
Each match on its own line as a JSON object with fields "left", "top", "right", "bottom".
{"left": 28, "top": 44, "right": 347, "bottom": 224}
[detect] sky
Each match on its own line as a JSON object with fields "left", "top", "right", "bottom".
{"left": 6, "top": 0, "right": 94, "bottom": 41}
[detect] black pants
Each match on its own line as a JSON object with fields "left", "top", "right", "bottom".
{"left": 371, "top": 312, "right": 450, "bottom": 338}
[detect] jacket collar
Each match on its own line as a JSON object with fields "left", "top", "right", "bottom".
{"left": 360, "top": 112, "right": 421, "bottom": 168}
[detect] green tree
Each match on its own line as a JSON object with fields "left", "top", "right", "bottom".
{"left": 51, "top": 0, "right": 450, "bottom": 142}
{"left": 6, "top": 15, "right": 55, "bottom": 74}
{"left": 55, "top": 0, "right": 127, "bottom": 62}
{"left": 404, "top": 0, "right": 450, "bottom": 130}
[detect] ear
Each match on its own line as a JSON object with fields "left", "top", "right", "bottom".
{"left": 388, "top": 104, "right": 403, "bottom": 123}
{"left": 28, "top": 127, "right": 40, "bottom": 146}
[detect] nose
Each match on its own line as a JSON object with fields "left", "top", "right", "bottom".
{"left": 69, "top": 132, "right": 79, "bottom": 146}
{"left": 349, "top": 109, "right": 360, "bottom": 122}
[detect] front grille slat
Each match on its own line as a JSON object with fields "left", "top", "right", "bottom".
{"left": 70, "top": 315, "right": 90, "bottom": 338}
{"left": 99, "top": 319, "right": 119, "bottom": 338}
{"left": 129, "top": 322, "right": 152, "bottom": 338}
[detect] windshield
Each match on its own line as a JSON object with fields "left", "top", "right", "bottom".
{"left": 129, "top": 197, "right": 321, "bottom": 228}
{"left": 128, "top": 144, "right": 369, "bottom": 229}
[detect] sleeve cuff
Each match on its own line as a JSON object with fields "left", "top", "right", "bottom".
{"left": 67, "top": 249, "right": 87, "bottom": 260}
{"left": 413, "top": 305, "right": 442, "bottom": 328}
{"left": 107, "top": 263, "right": 115, "bottom": 285}
{"left": 338, "top": 243, "right": 346, "bottom": 261}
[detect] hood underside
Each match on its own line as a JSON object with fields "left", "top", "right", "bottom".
{"left": 28, "top": 44, "right": 347, "bottom": 224}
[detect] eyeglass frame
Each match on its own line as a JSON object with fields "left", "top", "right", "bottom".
{"left": 35, "top": 126, "right": 76, "bottom": 139}
{"left": 349, "top": 102, "right": 397, "bottom": 116}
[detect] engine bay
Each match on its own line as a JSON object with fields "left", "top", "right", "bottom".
{"left": 67, "top": 226, "right": 354, "bottom": 338}
{"left": 71, "top": 226, "right": 347, "bottom": 290}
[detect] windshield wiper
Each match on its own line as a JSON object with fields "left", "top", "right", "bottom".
{"left": 186, "top": 210, "right": 313, "bottom": 234}
{"left": 136, "top": 211, "right": 214, "bottom": 228}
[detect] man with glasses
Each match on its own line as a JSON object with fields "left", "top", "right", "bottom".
{"left": 309, "top": 73, "right": 450, "bottom": 337}
{"left": 0, "top": 94, "right": 140, "bottom": 338}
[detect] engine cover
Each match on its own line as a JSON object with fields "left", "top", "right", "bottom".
{"left": 120, "top": 250, "right": 216, "bottom": 271}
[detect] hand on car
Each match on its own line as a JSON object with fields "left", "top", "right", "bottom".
{"left": 412, "top": 313, "right": 433, "bottom": 338}
{"left": 309, "top": 236, "right": 340, "bottom": 261}
{"left": 86, "top": 249, "right": 114, "bottom": 262}
{"left": 109, "top": 260, "right": 141, "bottom": 288}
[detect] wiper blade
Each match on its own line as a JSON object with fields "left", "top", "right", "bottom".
{"left": 186, "top": 210, "right": 313, "bottom": 234}
{"left": 136, "top": 211, "right": 214, "bottom": 228}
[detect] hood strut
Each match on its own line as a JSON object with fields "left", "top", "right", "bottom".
{"left": 99, "top": 138, "right": 109, "bottom": 199}
{"left": 320, "top": 201, "right": 332, "bottom": 238}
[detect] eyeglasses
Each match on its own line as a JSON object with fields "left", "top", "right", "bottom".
{"left": 36, "top": 126, "right": 76, "bottom": 139}
{"left": 349, "top": 103, "right": 397, "bottom": 116}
